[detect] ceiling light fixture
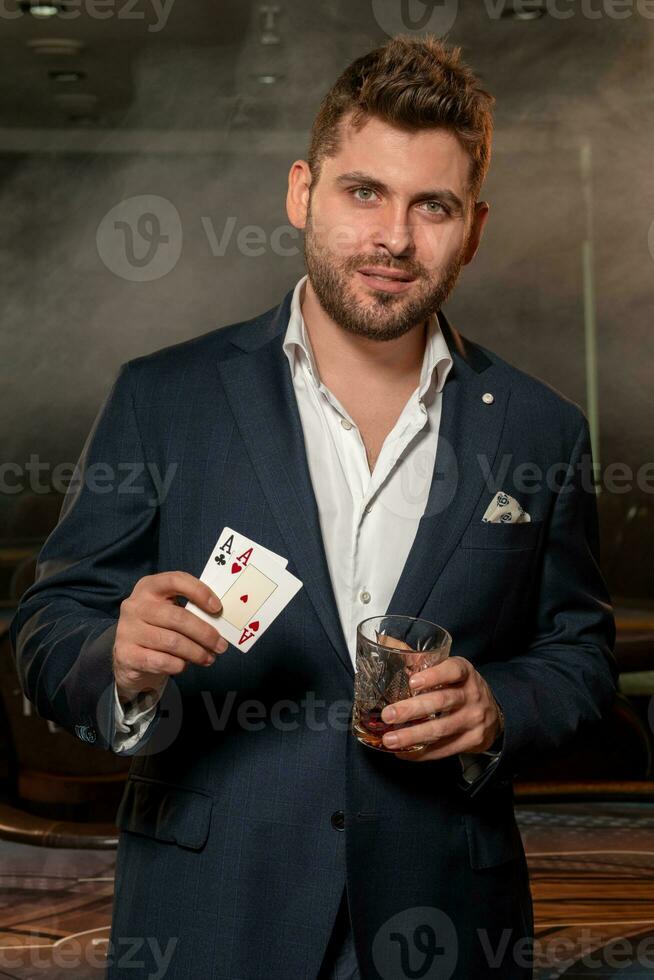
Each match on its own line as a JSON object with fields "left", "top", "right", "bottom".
{"left": 20, "top": 1, "right": 65, "bottom": 16}
{"left": 501, "top": 3, "right": 546, "bottom": 18}
{"left": 28, "top": 38, "right": 84, "bottom": 57}
{"left": 49, "top": 69, "right": 86, "bottom": 82}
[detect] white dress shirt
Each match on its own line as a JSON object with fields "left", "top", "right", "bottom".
{"left": 112, "top": 275, "right": 500, "bottom": 781}
{"left": 282, "top": 275, "right": 453, "bottom": 664}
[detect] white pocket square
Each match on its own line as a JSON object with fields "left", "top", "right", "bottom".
{"left": 482, "top": 491, "right": 531, "bottom": 524}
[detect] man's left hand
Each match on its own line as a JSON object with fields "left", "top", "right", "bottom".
{"left": 379, "top": 656, "right": 503, "bottom": 760}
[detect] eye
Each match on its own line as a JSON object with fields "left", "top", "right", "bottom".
{"left": 351, "top": 186, "right": 379, "bottom": 204}
{"left": 421, "top": 201, "right": 449, "bottom": 215}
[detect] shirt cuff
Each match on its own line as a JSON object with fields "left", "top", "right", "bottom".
{"left": 458, "top": 749, "right": 501, "bottom": 785}
{"left": 112, "top": 681, "right": 162, "bottom": 752}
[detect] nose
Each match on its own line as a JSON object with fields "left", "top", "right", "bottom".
{"left": 369, "top": 205, "right": 414, "bottom": 259}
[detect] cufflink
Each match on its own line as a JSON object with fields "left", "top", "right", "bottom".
{"left": 74, "top": 724, "right": 97, "bottom": 743}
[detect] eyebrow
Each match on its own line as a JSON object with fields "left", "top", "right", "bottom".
{"left": 334, "top": 170, "right": 466, "bottom": 213}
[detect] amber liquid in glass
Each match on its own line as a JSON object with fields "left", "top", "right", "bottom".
{"left": 352, "top": 704, "right": 427, "bottom": 752}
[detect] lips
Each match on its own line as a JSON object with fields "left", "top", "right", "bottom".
{"left": 358, "top": 267, "right": 415, "bottom": 282}
{"left": 357, "top": 268, "right": 416, "bottom": 293}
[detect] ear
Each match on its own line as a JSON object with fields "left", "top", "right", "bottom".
{"left": 461, "top": 201, "right": 490, "bottom": 265}
{"left": 286, "top": 160, "right": 313, "bottom": 230}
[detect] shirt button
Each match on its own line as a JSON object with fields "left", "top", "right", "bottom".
{"left": 359, "top": 590, "right": 371, "bottom": 604}
{"left": 340, "top": 419, "right": 353, "bottom": 430}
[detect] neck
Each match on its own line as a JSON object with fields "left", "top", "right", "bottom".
{"left": 300, "top": 277, "right": 428, "bottom": 389}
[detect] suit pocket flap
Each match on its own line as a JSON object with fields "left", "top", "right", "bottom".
{"left": 461, "top": 519, "right": 543, "bottom": 551}
{"left": 115, "top": 776, "right": 213, "bottom": 851}
{"left": 464, "top": 809, "right": 524, "bottom": 869}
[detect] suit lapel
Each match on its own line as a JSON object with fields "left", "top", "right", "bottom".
{"left": 385, "top": 327, "right": 510, "bottom": 620}
{"left": 217, "top": 293, "right": 353, "bottom": 680}
{"left": 217, "top": 292, "right": 510, "bottom": 676}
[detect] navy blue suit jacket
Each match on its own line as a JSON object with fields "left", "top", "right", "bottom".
{"left": 11, "top": 287, "right": 617, "bottom": 979}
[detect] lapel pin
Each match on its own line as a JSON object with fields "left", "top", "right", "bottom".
{"left": 482, "top": 392, "right": 495, "bottom": 405}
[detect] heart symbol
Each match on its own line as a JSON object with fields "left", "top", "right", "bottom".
{"left": 240, "top": 595, "right": 248, "bottom": 603}
{"left": 249, "top": 621, "right": 259, "bottom": 632}
{"left": 231, "top": 562, "right": 242, "bottom": 574}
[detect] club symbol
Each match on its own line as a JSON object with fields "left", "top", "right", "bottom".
{"left": 214, "top": 554, "right": 226, "bottom": 565}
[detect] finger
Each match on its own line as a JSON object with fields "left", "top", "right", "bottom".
{"left": 414, "top": 656, "right": 469, "bottom": 689}
{"left": 128, "top": 644, "right": 193, "bottom": 678}
{"left": 141, "top": 600, "right": 228, "bottom": 653}
{"left": 133, "top": 622, "right": 221, "bottom": 666}
{"left": 395, "top": 729, "right": 491, "bottom": 761}
{"left": 140, "top": 571, "right": 222, "bottom": 614}
{"left": 381, "top": 686, "right": 466, "bottom": 725}
{"left": 407, "top": 665, "right": 442, "bottom": 691}
{"left": 382, "top": 710, "right": 470, "bottom": 751}
{"left": 408, "top": 661, "right": 467, "bottom": 693}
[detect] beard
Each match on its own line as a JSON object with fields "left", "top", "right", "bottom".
{"left": 302, "top": 205, "right": 468, "bottom": 342}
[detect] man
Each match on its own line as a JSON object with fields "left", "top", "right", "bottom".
{"left": 11, "top": 34, "right": 616, "bottom": 979}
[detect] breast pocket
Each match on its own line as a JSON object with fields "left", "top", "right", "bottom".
{"left": 460, "top": 519, "right": 543, "bottom": 551}
{"left": 451, "top": 521, "right": 543, "bottom": 646}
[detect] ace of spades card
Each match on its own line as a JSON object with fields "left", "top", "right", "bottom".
{"left": 185, "top": 527, "right": 303, "bottom": 652}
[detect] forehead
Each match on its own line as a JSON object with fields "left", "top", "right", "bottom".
{"left": 321, "top": 112, "right": 472, "bottom": 196}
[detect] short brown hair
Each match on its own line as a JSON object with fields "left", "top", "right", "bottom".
{"left": 307, "top": 34, "right": 495, "bottom": 205}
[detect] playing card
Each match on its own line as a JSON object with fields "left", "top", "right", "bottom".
{"left": 191, "top": 526, "right": 287, "bottom": 600}
{"left": 219, "top": 564, "right": 278, "bottom": 631}
{"left": 186, "top": 527, "right": 302, "bottom": 652}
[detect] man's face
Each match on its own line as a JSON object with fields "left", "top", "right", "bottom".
{"left": 292, "top": 113, "right": 488, "bottom": 342}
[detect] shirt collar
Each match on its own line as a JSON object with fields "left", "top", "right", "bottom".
{"left": 282, "top": 274, "right": 453, "bottom": 397}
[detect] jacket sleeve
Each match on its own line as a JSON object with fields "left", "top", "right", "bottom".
{"left": 9, "top": 362, "right": 163, "bottom": 754}
{"left": 459, "top": 415, "right": 618, "bottom": 798}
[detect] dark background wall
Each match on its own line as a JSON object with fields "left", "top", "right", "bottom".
{"left": 2, "top": 0, "right": 653, "bottom": 601}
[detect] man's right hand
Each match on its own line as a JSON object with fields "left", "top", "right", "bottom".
{"left": 113, "top": 571, "right": 227, "bottom": 704}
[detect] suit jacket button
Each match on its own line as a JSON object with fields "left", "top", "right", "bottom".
{"left": 331, "top": 810, "right": 345, "bottom": 831}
